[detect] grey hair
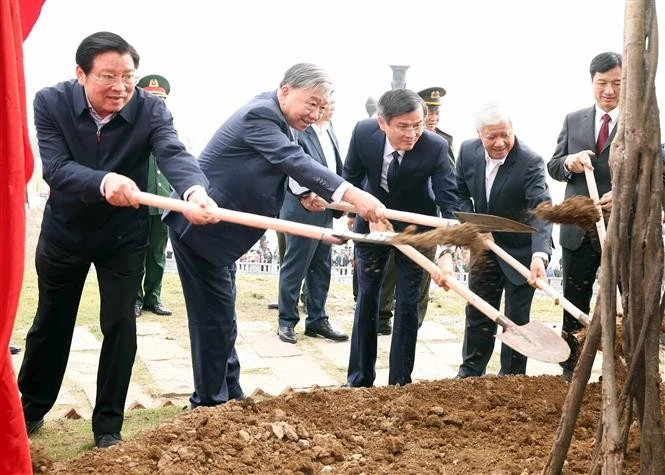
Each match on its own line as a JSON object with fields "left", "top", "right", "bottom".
{"left": 280, "top": 63, "right": 333, "bottom": 96}
{"left": 473, "top": 101, "right": 512, "bottom": 130}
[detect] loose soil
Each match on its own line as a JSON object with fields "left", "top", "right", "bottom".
{"left": 34, "top": 375, "right": 656, "bottom": 474}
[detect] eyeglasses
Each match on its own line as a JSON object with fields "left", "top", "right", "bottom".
{"left": 394, "top": 122, "right": 424, "bottom": 133}
{"left": 89, "top": 73, "right": 138, "bottom": 86}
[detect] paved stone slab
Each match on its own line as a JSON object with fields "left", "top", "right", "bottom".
{"left": 249, "top": 333, "right": 304, "bottom": 357}
{"left": 138, "top": 336, "right": 189, "bottom": 360}
{"left": 141, "top": 359, "right": 193, "bottom": 396}
{"left": 243, "top": 373, "right": 288, "bottom": 398}
{"left": 263, "top": 354, "right": 341, "bottom": 389}
{"left": 306, "top": 339, "right": 350, "bottom": 370}
{"left": 413, "top": 351, "right": 459, "bottom": 381}
{"left": 236, "top": 343, "right": 269, "bottom": 371}
{"left": 417, "top": 321, "right": 458, "bottom": 342}
{"left": 70, "top": 326, "right": 102, "bottom": 351}
{"left": 136, "top": 321, "right": 169, "bottom": 337}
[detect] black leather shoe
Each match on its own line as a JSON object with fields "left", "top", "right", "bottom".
{"left": 9, "top": 345, "right": 21, "bottom": 355}
{"left": 94, "top": 432, "right": 122, "bottom": 449}
{"left": 143, "top": 303, "right": 172, "bottom": 316}
{"left": 134, "top": 304, "right": 142, "bottom": 318}
{"left": 26, "top": 418, "right": 44, "bottom": 436}
{"left": 277, "top": 326, "right": 297, "bottom": 344}
{"left": 305, "top": 320, "right": 349, "bottom": 342}
{"left": 267, "top": 303, "right": 279, "bottom": 310}
{"left": 377, "top": 322, "right": 392, "bottom": 335}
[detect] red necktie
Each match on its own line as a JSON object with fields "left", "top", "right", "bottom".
{"left": 596, "top": 113, "right": 611, "bottom": 153}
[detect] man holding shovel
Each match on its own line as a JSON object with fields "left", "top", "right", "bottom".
{"left": 164, "top": 63, "right": 385, "bottom": 408}
{"left": 454, "top": 101, "right": 552, "bottom": 378}
{"left": 343, "top": 88, "right": 459, "bottom": 388}
{"left": 547, "top": 52, "right": 621, "bottom": 382}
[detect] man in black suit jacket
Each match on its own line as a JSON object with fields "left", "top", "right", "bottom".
{"left": 343, "top": 89, "right": 459, "bottom": 387}
{"left": 547, "top": 52, "right": 621, "bottom": 381}
{"left": 18, "top": 32, "right": 214, "bottom": 448}
{"left": 455, "top": 101, "right": 552, "bottom": 378}
{"left": 164, "top": 63, "right": 384, "bottom": 408}
{"left": 276, "top": 99, "right": 348, "bottom": 344}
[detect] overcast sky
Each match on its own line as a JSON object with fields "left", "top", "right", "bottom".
{"left": 22, "top": 0, "right": 664, "bottom": 237}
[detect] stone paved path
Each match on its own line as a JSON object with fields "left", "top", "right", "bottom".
{"left": 10, "top": 316, "right": 603, "bottom": 422}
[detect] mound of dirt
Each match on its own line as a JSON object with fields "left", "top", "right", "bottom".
{"left": 41, "top": 375, "right": 650, "bottom": 474}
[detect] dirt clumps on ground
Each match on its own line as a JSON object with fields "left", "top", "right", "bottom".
{"left": 43, "top": 375, "right": 653, "bottom": 474}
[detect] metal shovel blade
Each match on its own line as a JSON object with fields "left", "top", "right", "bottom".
{"left": 498, "top": 321, "right": 570, "bottom": 363}
{"left": 454, "top": 212, "right": 536, "bottom": 233}
{"left": 330, "top": 229, "right": 397, "bottom": 244}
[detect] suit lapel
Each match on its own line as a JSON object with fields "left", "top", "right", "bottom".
{"left": 370, "top": 127, "right": 387, "bottom": 192}
{"left": 473, "top": 142, "right": 488, "bottom": 212}
{"left": 305, "top": 127, "right": 326, "bottom": 166}
{"left": 327, "top": 126, "right": 343, "bottom": 174}
{"left": 581, "top": 106, "right": 596, "bottom": 150}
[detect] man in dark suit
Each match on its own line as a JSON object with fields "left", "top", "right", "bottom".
{"left": 376, "top": 86, "right": 456, "bottom": 336}
{"left": 164, "top": 63, "right": 385, "bottom": 408}
{"left": 547, "top": 52, "right": 621, "bottom": 381}
{"left": 277, "top": 99, "right": 348, "bottom": 344}
{"left": 18, "top": 32, "right": 214, "bottom": 448}
{"left": 343, "top": 88, "right": 459, "bottom": 387}
{"left": 135, "top": 74, "right": 173, "bottom": 318}
{"left": 455, "top": 101, "right": 552, "bottom": 378}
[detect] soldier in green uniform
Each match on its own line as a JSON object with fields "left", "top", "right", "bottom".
{"left": 135, "top": 74, "right": 173, "bottom": 317}
{"left": 419, "top": 86, "right": 455, "bottom": 167}
{"left": 377, "top": 86, "right": 454, "bottom": 334}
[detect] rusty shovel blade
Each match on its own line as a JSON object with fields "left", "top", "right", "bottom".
{"left": 498, "top": 321, "right": 570, "bottom": 363}
{"left": 454, "top": 212, "right": 536, "bottom": 233}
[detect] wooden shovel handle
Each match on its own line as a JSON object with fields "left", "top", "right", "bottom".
{"left": 321, "top": 200, "right": 458, "bottom": 228}
{"left": 484, "top": 240, "right": 591, "bottom": 326}
{"left": 584, "top": 167, "right": 606, "bottom": 244}
{"left": 135, "top": 192, "right": 335, "bottom": 242}
{"left": 393, "top": 243, "right": 515, "bottom": 330}
{"left": 583, "top": 168, "right": 623, "bottom": 316}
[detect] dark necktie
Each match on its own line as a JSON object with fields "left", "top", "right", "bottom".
{"left": 596, "top": 113, "right": 611, "bottom": 152}
{"left": 387, "top": 151, "right": 400, "bottom": 191}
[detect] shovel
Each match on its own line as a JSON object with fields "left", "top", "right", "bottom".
{"left": 454, "top": 215, "right": 592, "bottom": 327}
{"left": 139, "top": 192, "right": 569, "bottom": 363}
{"left": 322, "top": 200, "right": 535, "bottom": 233}
{"left": 394, "top": 243, "right": 570, "bottom": 363}
{"left": 584, "top": 167, "right": 624, "bottom": 316}
{"left": 134, "top": 192, "right": 399, "bottom": 246}
{"left": 321, "top": 199, "right": 590, "bottom": 326}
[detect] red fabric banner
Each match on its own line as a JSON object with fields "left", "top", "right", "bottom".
{"left": 0, "top": 1, "right": 44, "bottom": 473}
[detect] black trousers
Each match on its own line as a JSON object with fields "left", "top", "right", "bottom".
{"left": 458, "top": 254, "right": 535, "bottom": 377}
{"left": 19, "top": 234, "right": 143, "bottom": 435}
{"left": 560, "top": 236, "right": 601, "bottom": 372}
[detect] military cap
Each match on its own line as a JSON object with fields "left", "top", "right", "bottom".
{"left": 137, "top": 74, "right": 170, "bottom": 98}
{"left": 417, "top": 86, "right": 447, "bottom": 110}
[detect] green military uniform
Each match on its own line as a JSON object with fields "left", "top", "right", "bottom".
{"left": 135, "top": 75, "right": 173, "bottom": 316}
{"left": 377, "top": 86, "right": 452, "bottom": 333}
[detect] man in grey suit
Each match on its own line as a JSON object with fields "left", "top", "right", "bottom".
{"left": 455, "top": 101, "right": 552, "bottom": 378}
{"left": 277, "top": 99, "right": 348, "bottom": 344}
{"left": 164, "top": 63, "right": 384, "bottom": 408}
{"left": 547, "top": 52, "right": 621, "bottom": 382}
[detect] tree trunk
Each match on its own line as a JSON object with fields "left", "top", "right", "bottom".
{"left": 601, "top": 1, "right": 665, "bottom": 473}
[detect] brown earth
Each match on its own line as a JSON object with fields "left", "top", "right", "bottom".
{"left": 32, "top": 375, "right": 654, "bottom": 474}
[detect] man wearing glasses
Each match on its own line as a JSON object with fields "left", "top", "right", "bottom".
{"left": 343, "top": 88, "right": 459, "bottom": 388}
{"left": 18, "top": 32, "right": 215, "bottom": 449}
